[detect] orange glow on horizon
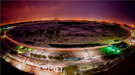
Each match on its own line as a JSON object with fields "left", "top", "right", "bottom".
{"left": 120, "top": 23, "right": 124, "bottom": 26}
{"left": 1, "top": 18, "right": 134, "bottom": 27}
{"left": 130, "top": 25, "right": 135, "bottom": 29}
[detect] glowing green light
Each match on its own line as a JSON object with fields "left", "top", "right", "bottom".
{"left": 24, "top": 48, "right": 33, "bottom": 52}
{"left": 101, "top": 46, "right": 121, "bottom": 56}
{"left": 28, "top": 48, "right": 32, "bottom": 51}
{"left": 18, "top": 45, "right": 24, "bottom": 49}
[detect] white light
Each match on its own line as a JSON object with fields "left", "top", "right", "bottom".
{"left": 131, "top": 39, "right": 135, "bottom": 42}
{"left": 117, "top": 50, "right": 120, "bottom": 52}
{"left": 112, "top": 49, "right": 115, "bottom": 51}
{"left": 84, "top": 57, "right": 88, "bottom": 60}
{"left": 16, "top": 63, "right": 26, "bottom": 70}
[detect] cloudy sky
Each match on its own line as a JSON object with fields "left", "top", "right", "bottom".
{"left": 1, "top": 1, "right": 135, "bottom": 25}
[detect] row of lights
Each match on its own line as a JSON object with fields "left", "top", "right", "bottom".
{"left": 30, "top": 53, "right": 83, "bottom": 61}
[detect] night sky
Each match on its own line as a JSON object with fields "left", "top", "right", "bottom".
{"left": 1, "top": 1, "right": 135, "bottom": 26}
{"left": 1, "top": 1, "right": 135, "bottom": 75}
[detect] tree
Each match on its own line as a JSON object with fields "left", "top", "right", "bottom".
{"left": 43, "top": 55, "right": 46, "bottom": 59}
{"left": 54, "top": 56, "right": 60, "bottom": 60}
{"left": 59, "top": 56, "right": 64, "bottom": 60}
{"left": 48, "top": 56, "right": 53, "bottom": 59}
{"left": 114, "top": 39, "right": 119, "bottom": 42}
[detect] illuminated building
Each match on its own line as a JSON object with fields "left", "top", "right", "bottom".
{"left": 1, "top": 20, "right": 135, "bottom": 75}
